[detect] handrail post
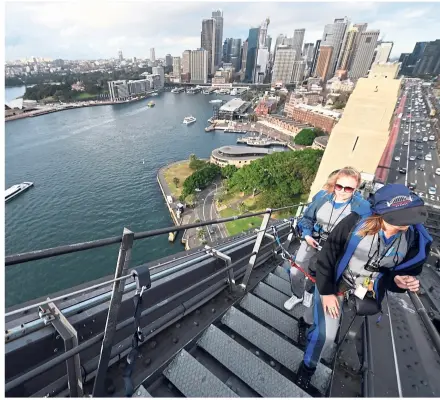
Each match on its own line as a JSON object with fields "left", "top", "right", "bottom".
{"left": 240, "top": 208, "right": 272, "bottom": 290}
{"left": 92, "top": 228, "right": 134, "bottom": 397}
{"left": 205, "top": 245, "right": 235, "bottom": 292}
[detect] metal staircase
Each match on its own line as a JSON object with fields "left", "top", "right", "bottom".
{"left": 139, "top": 265, "right": 332, "bottom": 397}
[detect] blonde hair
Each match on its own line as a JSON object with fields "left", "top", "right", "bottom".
{"left": 323, "top": 166, "right": 362, "bottom": 194}
{"left": 357, "top": 215, "right": 385, "bottom": 237}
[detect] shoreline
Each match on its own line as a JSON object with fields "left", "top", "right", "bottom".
{"left": 5, "top": 92, "right": 158, "bottom": 123}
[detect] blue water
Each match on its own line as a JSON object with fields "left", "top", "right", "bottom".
{"left": 5, "top": 92, "right": 243, "bottom": 307}
{"left": 5, "top": 85, "right": 26, "bottom": 102}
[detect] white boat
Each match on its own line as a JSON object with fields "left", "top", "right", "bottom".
{"left": 5, "top": 182, "right": 34, "bottom": 202}
{"left": 209, "top": 99, "right": 223, "bottom": 104}
{"left": 183, "top": 116, "right": 197, "bottom": 125}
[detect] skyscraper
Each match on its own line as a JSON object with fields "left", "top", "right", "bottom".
{"left": 230, "top": 38, "right": 242, "bottom": 71}
{"left": 190, "top": 48, "right": 208, "bottom": 84}
{"left": 373, "top": 42, "right": 393, "bottom": 64}
{"left": 265, "top": 35, "right": 272, "bottom": 53}
{"left": 337, "top": 26, "right": 358, "bottom": 71}
{"left": 271, "top": 45, "right": 296, "bottom": 84}
{"left": 292, "top": 29, "right": 305, "bottom": 60}
{"left": 413, "top": 39, "right": 440, "bottom": 76}
{"left": 321, "top": 17, "right": 349, "bottom": 79}
{"left": 399, "top": 52, "right": 411, "bottom": 75}
{"left": 182, "top": 50, "right": 191, "bottom": 74}
{"left": 152, "top": 66, "right": 164, "bottom": 88}
{"left": 223, "top": 38, "right": 232, "bottom": 63}
{"left": 310, "top": 39, "right": 321, "bottom": 76}
{"left": 172, "top": 57, "right": 181, "bottom": 80}
{"left": 201, "top": 18, "right": 216, "bottom": 75}
{"left": 254, "top": 18, "right": 270, "bottom": 83}
{"left": 150, "top": 48, "right": 156, "bottom": 62}
{"left": 274, "top": 34, "right": 287, "bottom": 61}
{"left": 241, "top": 40, "right": 248, "bottom": 74}
{"left": 165, "top": 54, "right": 173, "bottom": 67}
{"left": 348, "top": 30, "right": 380, "bottom": 79}
{"left": 245, "top": 27, "right": 260, "bottom": 82}
{"left": 303, "top": 43, "right": 315, "bottom": 62}
{"left": 291, "top": 60, "right": 307, "bottom": 84}
{"left": 212, "top": 10, "right": 224, "bottom": 68}
{"left": 118, "top": 50, "right": 123, "bottom": 62}
{"left": 315, "top": 46, "right": 333, "bottom": 80}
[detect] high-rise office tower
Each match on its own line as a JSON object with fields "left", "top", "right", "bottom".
{"left": 245, "top": 27, "right": 260, "bottom": 82}
{"left": 182, "top": 50, "right": 191, "bottom": 74}
{"left": 230, "top": 38, "right": 242, "bottom": 71}
{"left": 310, "top": 39, "right": 321, "bottom": 76}
{"left": 201, "top": 18, "right": 216, "bottom": 75}
{"left": 271, "top": 45, "right": 296, "bottom": 84}
{"left": 241, "top": 39, "right": 248, "bottom": 73}
{"left": 373, "top": 41, "right": 393, "bottom": 63}
{"left": 292, "top": 29, "right": 305, "bottom": 60}
{"left": 348, "top": 30, "right": 380, "bottom": 79}
{"left": 212, "top": 10, "right": 224, "bottom": 68}
{"left": 337, "top": 26, "right": 358, "bottom": 71}
{"left": 258, "top": 17, "right": 270, "bottom": 48}
{"left": 223, "top": 38, "right": 232, "bottom": 63}
{"left": 315, "top": 45, "right": 333, "bottom": 80}
{"left": 118, "top": 50, "right": 123, "bottom": 62}
{"left": 413, "top": 39, "right": 440, "bottom": 76}
{"left": 346, "top": 23, "right": 368, "bottom": 68}
{"left": 265, "top": 35, "right": 272, "bottom": 53}
{"left": 190, "top": 48, "right": 208, "bottom": 84}
{"left": 321, "top": 17, "right": 349, "bottom": 79}
{"left": 274, "top": 34, "right": 287, "bottom": 61}
{"left": 165, "top": 54, "right": 173, "bottom": 67}
{"left": 150, "top": 48, "right": 156, "bottom": 62}
{"left": 172, "top": 57, "right": 181, "bottom": 78}
{"left": 303, "top": 43, "right": 315, "bottom": 62}
{"left": 254, "top": 18, "right": 270, "bottom": 83}
{"left": 398, "top": 52, "right": 411, "bottom": 75}
{"left": 291, "top": 60, "right": 307, "bottom": 84}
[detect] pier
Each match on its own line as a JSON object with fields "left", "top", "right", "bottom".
{"left": 236, "top": 136, "right": 287, "bottom": 147}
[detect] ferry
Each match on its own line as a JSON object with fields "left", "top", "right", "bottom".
{"left": 183, "top": 116, "right": 197, "bottom": 125}
{"left": 171, "top": 87, "right": 185, "bottom": 93}
{"left": 147, "top": 101, "right": 155, "bottom": 108}
{"left": 209, "top": 99, "right": 223, "bottom": 104}
{"left": 5, "top": 182, "right": 34, "bottom": 202}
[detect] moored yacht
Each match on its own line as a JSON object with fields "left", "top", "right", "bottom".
{"left": 5, "top": 182, "right": 34, "bottom": 202}
{"left": 183, "top": 116, "right": 197, "bottom": 125}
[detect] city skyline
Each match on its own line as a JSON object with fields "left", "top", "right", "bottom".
{"left": 5, "top": 2, "right": 440, "bottom": 61}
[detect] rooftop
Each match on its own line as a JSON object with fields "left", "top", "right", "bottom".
{"left": 294, "top": 104, "right": 341, "bottom": 119}
{"left": 220, "top": 98, "right": 247, "bottom": 112}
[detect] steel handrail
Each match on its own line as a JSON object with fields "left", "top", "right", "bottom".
{"left": 5, "top": 203, "right": 305, "bottom": 266}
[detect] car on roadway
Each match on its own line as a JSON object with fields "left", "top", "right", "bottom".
{"left": 418, "top": 164, "right": 425, "bottom": 171}
{"left": 394, "top": 156, "right": 400, "bottom": 161}
{"left": 195, "top": 188, "right": 201, "bottom": 192}
{"left": 408, "top": 183, "right": 417, "bottom": 190}
{"left": 436, "top": 168, "right": 440, "bottom": 176}
{"left": 425, "top": 154, "right": 432, "bottom": 161}
{"left": 423, "top": 137, "right": 428, "bottom": 142}
{"left": 427, "top": 124, "right": 431, "bottom": 128}
{"left": 417, "top": 154, "right": 424, "bottom": 160}
{"left": 404, "top": 141, "right": 409, "bottom": 146}
{"left": 429, "top": 187, "right": 437, "bottom": 195}
{"left": 409, "top": 155, "right": 416, "bottom": 161}
{"left": 429, "top": 135, "right": 435, "bottom": 141}
{"left": 399, "top": 168, "right": 407, "bottom": 174}
{"left": 416, "top": 145, "right": 423, "bottom": 150}
{"left": 410, "top": 137, "right": 416, "bottom": 142}
{"left": 430, "top": 145, "right": 437, "bottom": 149}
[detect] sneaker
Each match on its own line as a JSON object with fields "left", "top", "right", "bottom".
{"left": 284, "top": 295, "right": 303, "bottom": 311}
{"left": 295, "top": 361, "right": 315, "bottom": 391}
{"left": 297, "top": 317, "right": 310, "bottom": 348}
{"left": 303, "top": 291, "right": 313, "bottom": 308}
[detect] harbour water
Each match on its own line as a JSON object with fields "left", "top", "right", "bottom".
{"left": 5, "top": 85, "right": 26, "bottom": 102}
{"left": 5, "top": 91, "right": 243, "bottom": 307}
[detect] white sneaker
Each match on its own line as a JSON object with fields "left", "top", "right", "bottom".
{"left": 284, "top": 295, "right": 303, "bottom": 310}
{"left": 303, "top": 291, "right": 313, "bottom": 308}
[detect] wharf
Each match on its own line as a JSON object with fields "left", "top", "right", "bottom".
{"left": 237, "top": 136, "right": 287, "bottom": 147}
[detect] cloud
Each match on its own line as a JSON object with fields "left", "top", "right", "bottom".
{"left": 5, "top": 2, "right": 440, "bottom": 61}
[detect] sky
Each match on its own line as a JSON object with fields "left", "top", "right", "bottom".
{"left": 5, "top": 1, "right": 440, "bottom": 61}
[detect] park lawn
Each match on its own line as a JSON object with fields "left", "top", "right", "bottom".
{"left": 74, "top": 92, "right": 98, "bottom": 100}
{"left": 163, "top": 161, "right": 194, "bottom": 198}
{"left": 219, "top": 207, "right": 263, "bottom": 236}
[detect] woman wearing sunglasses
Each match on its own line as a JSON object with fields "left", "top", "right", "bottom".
{"left": 295, "top": 183, "right": 431, "bottom": 390}
{"left": 284, "top": 167, "right": 370, "bottom": 312}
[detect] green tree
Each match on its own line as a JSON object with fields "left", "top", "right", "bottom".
{"left": 173, "top": 177, "right": 180, "bottom": 187}
{"left": 221, "top": 164, "right": 238, "bottom": 179}
{"left": 185, "top": 193, "right": 196, "bottom": 207}
{"left": 181, "top": 163, "right": 221, "bottom": 199}
{"left": 294, "top": 128, "right": 317, "bottom": 146}
{"left": 197, "top": 228, "right": 206, "bottom": 239}
{"left": 189, "top": 154, "right": 206, "bottom": 170}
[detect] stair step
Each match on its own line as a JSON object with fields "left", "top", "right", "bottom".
{"left": 163, "top": 349, "right": 238, "bottom": 398}
{"left": 132, "top": 385, "right": 152, "bottom": 397}
{"left": 198, "top": 325, "right": 310, "bottom": 398}
{"left": 273, "top": 265, "right": 290, "bottom": 281}
{"left": 241, "top": 293, "right": 298, "bottom": 340}
{"left": 222, "top": 307, "right": 331, "bottom": 395}
{"left": 264, "top": 273, "right": 292, "bottom": 296}
{"left": 253, "top": 282, "right": 306, "bottom": 319}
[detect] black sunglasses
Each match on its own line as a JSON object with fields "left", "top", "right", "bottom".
{"left": 335, "top": 183, "right": 355, "bottom": 193}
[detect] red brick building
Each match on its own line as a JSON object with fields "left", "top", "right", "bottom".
{"left": 287, "top": 105, "right": 340, "bottom": 133}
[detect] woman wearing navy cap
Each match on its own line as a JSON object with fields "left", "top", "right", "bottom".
{"left": 295, "top": 183, "right": 431, "bottom": 390}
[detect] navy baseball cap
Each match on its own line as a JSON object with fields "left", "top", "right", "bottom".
{"left": 371, "top": 184, "right": 428, "bottom": 226}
